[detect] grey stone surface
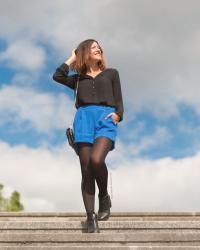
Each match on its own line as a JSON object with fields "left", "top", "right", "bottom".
{"left": 0, "top": 246, "right": 200, "bottom": 250}
{"left": 0, "top": 232, "right": 200, "bottom": 242}
{"left": 0, "top": 212, "right": 200, "bottom": 247}
{"left": 1, "top": 221, "right": 200, "bottom": 229}
{"left": 0, "top": 212, "right": 200, "bottom": 217}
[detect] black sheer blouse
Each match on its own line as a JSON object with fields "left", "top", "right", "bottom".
{"left": 53, "top": 63, "right": 124, "bottom": 122}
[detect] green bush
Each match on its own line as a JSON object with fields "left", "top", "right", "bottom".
{"left": 0, "top": 184, "right": 24, "bottom": 212}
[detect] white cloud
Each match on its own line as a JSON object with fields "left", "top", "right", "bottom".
{"left": 1, "top": 140, "right": 200, "bottom": 212}
{"left": 0, "top": 141, "right": 82, "bottom": 211}
{"left": 0, "top": 39, "right": 46, "bottom": 70}
{"left": 0, "top": 85, "right": 74, "bottom": 132}
{"left": 129, "top": 126, "right": 171, "bottom": 156}
{"left": 1, "top": 0, "right": 200, "bottom": 213}
{"left": 10, "top": 72, "right": 38, "bottom": 86}
{"left": 1, "top": 0, "right": 200, "bottom": 119}
{"left": 112, "top": 155, "right": 200, "bottom": 211}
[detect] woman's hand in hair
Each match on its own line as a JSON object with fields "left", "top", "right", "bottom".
{"left": 65, "top": 48, "right": 77, "bottom": 66}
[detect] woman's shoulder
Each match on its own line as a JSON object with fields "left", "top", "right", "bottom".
{"left": 105, "top": 67, "right": 119, "bottom": 74}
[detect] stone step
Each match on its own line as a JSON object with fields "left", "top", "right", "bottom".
{"left": 0, "top": 212, "right": 200, "bottom": 221}
{"left": 0, "top": 212, "right": 200, "bottom": 217}
{"left": 0, "top": 221, "right": 200, "bottom": 230}
{"left": 2, "top": 217, "right": 200, "bottom": 221}
{"left": 0, "top": 247, "right": 200, "bottom": 250}
{"left": 0, "top": 213, "right": 200, "bottom": 247}
{"left": 0, "top": 232, "right": 200, "bottom": 242}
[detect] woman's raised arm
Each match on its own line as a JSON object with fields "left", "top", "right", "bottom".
{"left": 52, "top": 49, "right": 77, "bottom": 89}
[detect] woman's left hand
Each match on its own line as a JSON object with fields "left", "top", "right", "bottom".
{"left": 105, "top": 112, "right": 120, "bottom": 125}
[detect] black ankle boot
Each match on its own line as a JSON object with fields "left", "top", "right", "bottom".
{"left": 86, "top": 212, "right": 100, "bottom": 233}
{"left": 98, "top": 194, "right": 112, "bottom": 221}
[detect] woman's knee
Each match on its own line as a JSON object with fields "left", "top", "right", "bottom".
{"left": 89, "top": 155, "right": 103, "bottom": 169}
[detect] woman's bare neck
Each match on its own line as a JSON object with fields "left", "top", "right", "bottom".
{"left": 87, "top": 61, "right": 101, "bottom": 74}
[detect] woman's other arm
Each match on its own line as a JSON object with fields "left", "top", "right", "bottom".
{"left": 112, "top": 69, "right": 124, "bottom": 122}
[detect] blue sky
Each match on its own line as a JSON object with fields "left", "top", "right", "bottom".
{"left": 0, "top": 0, "right": 200, "bottom": 212}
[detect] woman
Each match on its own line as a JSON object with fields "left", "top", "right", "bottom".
{"left": 53, "top": 39, "right": 124, "bottom": 233}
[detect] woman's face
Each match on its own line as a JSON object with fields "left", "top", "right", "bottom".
{"left": 89, "top": 41, "right": 102, "bottom": 61}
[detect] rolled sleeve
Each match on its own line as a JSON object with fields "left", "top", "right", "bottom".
{"left": 52, "top": 63, "right": 77, "bottom": 90}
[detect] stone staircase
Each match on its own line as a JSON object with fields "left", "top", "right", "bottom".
{"left": 0, "top": 212, "right": 200, "bottom": 249}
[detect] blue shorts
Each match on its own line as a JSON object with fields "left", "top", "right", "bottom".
{"left": 73, "top": 104, "right": 118, "bottom": 151}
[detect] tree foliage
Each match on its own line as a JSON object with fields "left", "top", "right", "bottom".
{"left": 0, "top": 184, "right": 24, "bottom": 212}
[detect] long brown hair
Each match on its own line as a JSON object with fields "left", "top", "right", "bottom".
{"left": 71, "top": 39, "right": 106, "bottom": 75}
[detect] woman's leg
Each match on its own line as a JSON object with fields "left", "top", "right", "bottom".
{"left": 89, "top": 137, "right": 112, "bottom": 197}
{"left": 77, "top": 142, "right": 99, "bottom": 233}
{"left": 77, "top": 142, "right": 95, "bottom": 214}
{"left": 89, "top": 137, "right": 113, "bottom": 220}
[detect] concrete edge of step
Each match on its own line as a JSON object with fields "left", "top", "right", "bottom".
{"left": 0, "top": 212, "right": 200, "bottom": 217}
{"left": 0, "top": 246, "right": 200, "bottom": 249}
{"left": 1, "top": 221, "right": 200, "bottom": 230}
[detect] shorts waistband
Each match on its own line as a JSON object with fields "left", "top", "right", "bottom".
{"left": 78, "top": 104, "right": 116, "bottom": 110}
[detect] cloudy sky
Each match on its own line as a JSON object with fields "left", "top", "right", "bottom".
{"left": 0, "top": 0, "right": 200, "bottom": 212}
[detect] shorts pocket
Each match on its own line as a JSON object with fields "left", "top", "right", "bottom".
{"left": 101, "top": 115, "right": 117, "bottom": 127}
{"left": 109, "top": 116, "right": 118, "bottom": 126}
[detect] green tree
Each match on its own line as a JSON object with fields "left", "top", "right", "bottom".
{"left": 6, "top": 191, "right": 24, "bottom": 212}
{"left": 0, "top": 184, "right": 24, "bottom": 212}
{"left": 0, "top": 184, "right": 7, "bottom": 211}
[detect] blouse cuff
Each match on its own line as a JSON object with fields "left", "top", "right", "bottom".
{"left": 59, "top": 63, "right": 70, "bottom": 73}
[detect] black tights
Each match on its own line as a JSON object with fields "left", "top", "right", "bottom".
{"left": 77, "top": 137, "right": 112, "bottom": 214}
